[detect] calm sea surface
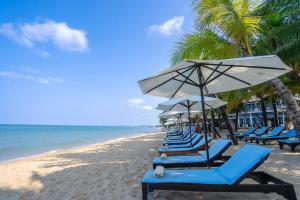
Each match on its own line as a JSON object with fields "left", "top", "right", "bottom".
{"left": 0, "top": 124, "right": 159, "bottom": 162}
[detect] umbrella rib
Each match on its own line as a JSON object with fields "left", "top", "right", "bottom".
{"left": 144, "top": 67, "right": 194, "bottom": 94}
{"left": 186, "top": 60, "right": 288, "bottom": 70}
{"left": 179, "top": 102, "right": 188, "bottom": 108}
{"left": 176, "top": 70, "right": 199, "bottom": 86}
{"left": 190, "top": 101, "right": 198, "bottom": 107}
{"left": 203, "top": 62, "right": 223, "bottom": 85}
{"left": 203, "top": 65, "right": 251, "bottom": 86}
{"left": 168, "top": 103, "right": 178, "bottom": 112}
{"left": 139, "top": 65, "right": 195, "bottom": 82}
{"left": 203, "top": 102, "right": 214, "bottom": 109}
{"left": 171, "top": 67, "right": 197, "bottom": 98}
{"left": 173, "top": 78, "right": 198, "bottom": 87}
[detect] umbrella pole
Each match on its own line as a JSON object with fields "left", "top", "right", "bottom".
{"left": 179, "top": 114, "right": 183, "bottom": 134}
{"left": 197, "top": 67, "right": 210, "bottom": 168}
{"left": 187, "top": 101, "right": 192, "bottom": 145}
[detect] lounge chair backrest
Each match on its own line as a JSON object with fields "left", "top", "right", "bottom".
{"left": 244, "top": 127, "right": 256, "bottom": 136}
{"left": 193, "top": 134, "right": 209, "bottom": 148}
{"left": 191, "top": 134, "right": 202, "bottom": 146}
{"left": 217, "top": 144, "right": 272, "bottom": 185}
{"left": 256, "top": 127, "right": 268, "bottom": 136}
{"left": 283, "top": 128, "right": 297, "bottom": 137}
{"left": 269, "top": 125, "right": 285, "bottom": 137}
{"left": 205, "top": 139, "right": 232, "bottom": 159}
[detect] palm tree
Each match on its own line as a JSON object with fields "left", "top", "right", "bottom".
{"left": 171, "top": 0, "right": 300, "bottom": 135}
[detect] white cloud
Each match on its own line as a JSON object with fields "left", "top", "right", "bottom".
{"left": 141, "top": 105, "right": 153, "bottom": 110}
{"left": 35, "top": 50, "right": 51, "bottom": 58}
{"left": 127, "top": 98, "right": 154, "bottom": 110}
{"left": 0, "top": 70, "right": 62, "bottom": 85}
{"left": 128, "top": 98, "right": 145, "bottom": 105}
{"left": 0, "top": 20, "right": 88, "bottom": 52}
{"left": 148, "top": 16, "right": 184, "bottom": 36}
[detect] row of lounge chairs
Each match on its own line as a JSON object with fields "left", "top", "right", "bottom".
{"left": 141, "top": 128, "right": 297, "bottom": 200}
{"left": 228, "top": 126, "right": 299, "bottom": 152}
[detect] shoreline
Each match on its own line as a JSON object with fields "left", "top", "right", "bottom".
{"left": 0, "top": 131, "right": 162, "bottom": 164}
{"left": 0, "top": 131, "right": 165, "bottom": 200}
{"left": 0, "top": 132, "right": 299, "bottom": 199}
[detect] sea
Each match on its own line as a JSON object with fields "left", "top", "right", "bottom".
{"left": 0, "top": 124, "right": 159, "bottom": 162}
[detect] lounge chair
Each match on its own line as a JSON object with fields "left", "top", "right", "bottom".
{"left": 166, "top": 128, "right": 190, "bottom": 139}
{"left": 227, "top": 127, "right": 256, "bottom": 140}
{"left": 279, "top": 138, "right": 300, "bottom": 152}
{"left": 256, "top": 127, "right": 296, "bottom": 145}
{"left": 164, "top": 132, "right": 197, "bottom": 145}
{"left": 244, "top": 127, "right": 268, "bottom": 143}
{"left": 142, "top": 145, "right": 297, "bottom": 200}
{"left": 159, "top": 135, "right": 211, "bottom": 155}
{"left": 165, "top": 128, "right": 194, "bottom": 142}
{"left": 153, "top": 139, "right": 232, "bottom": 168}
{"left": 161, "top": 134, "right": 202, "bottom": 149}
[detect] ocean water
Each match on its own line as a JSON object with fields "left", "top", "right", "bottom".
{"left": 0, "top": 124, "right": 159, "bottom": 162}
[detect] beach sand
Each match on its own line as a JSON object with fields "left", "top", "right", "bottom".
{"left": 0, "top": 132, "right": 299, "bottom": 200}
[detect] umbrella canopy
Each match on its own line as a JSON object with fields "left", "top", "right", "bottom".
{"left": 157, "top": 96, "right": 227, "bottom": 112}
{"left": 138, "top": 55, "right": 292, "bottom": 168}
{"left": 138, "top": 55, "right": 292, "bottom": 98}
{"left": 160, "top": 110, "right": 200, "bottom": 118}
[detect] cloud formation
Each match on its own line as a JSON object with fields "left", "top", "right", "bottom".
{"left": 0, "top": 71, "right": 62, "bottom": 85}
{"left": 0, "top": 20, "right": 88, "bottom": 52}
{"left": 148, "top": 16, "right": 184, "bottom": 36}
{"left": 127, "top": 98, "right": 154, "bottom": 110}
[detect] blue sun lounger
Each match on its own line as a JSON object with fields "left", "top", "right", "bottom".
{"left": 231, "top": 127, "right": 256, "bottom": 140}
{"left": 159, "top": 135, "right": 211, "bottom": 155}
{"left": 279, "top": 137, "right": 300, "bottom": 152}
{"left": 165, "top": 129, "right": 194, "bottom": 142}
{"left": 142, "top": 145, "right": 297, "bottom": 200}
{"left": 255, "top": 127, "right": 295, "bottom": 145}
{"left": 164, "top": 133, "right": 197, "bottom": 145}
{"left": 161, "top": 134, "right": 202, "bottom": 149}
{"left": 244, "top": 127, "right": 268, "bottom": 142}
{"left": 166, "top": 129, "right": 190, "bottom": 140}
{"left": 153, "top": 139, "right": 232, "bottom": 168}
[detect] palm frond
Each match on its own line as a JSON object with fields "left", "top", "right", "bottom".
{"left": 171, "top": 29, "right": 239, "bottom": 64}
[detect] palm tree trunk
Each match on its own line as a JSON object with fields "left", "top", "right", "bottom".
{"left": 220, "top": 106, "right": 238, "bottom": 144}
{"left": 235, "top": 107, "right": 239, "bottom": 131}
{"left": 271, "top": 78, "right": 300, "bottom": 136}
{"left": 260, "top": 99, "right": 268, "bottom": 127}
{"left": 272, "top": 99, "right": 279, "bottom": 127}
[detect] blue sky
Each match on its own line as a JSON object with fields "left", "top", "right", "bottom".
{"left": 0, "top": 0, "right": 193, "bottom": 125}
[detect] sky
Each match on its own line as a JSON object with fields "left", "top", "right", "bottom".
{"left": 0, "top": 0, "right": 194, "bottom": 126}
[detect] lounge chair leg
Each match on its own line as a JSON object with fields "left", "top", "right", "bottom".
{"left": 291, "top": 145, "right": 296, "bottom": 152}
{"left": 281, "top": 185, "right": 297, "bottom": 200}
{"left": 279, "top": 143, "right": 283, "bottom": 150}
{"left": 142, "top": 183, "right": 149, "bottom": 200}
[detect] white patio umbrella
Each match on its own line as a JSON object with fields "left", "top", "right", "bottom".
{"left": 158, "top": 96, "right": 227, "bottom": 148}
{"left": 157, "top": 96, "right": 227, "bottom": 112}
{"left": 138, "top": 55, "right": 292, "bottom": 167}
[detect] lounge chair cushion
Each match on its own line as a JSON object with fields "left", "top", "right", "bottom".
{"left": 154, "top": 139, "right": 231, "bottom": 165}
{"left": 268, "top": 126, "right": 285, "bottom": 137}
{"left": 217, "top": 145, "right": 271, "bottom": 185}
{"left": 159, "top": 135, "right": 211, "bottom": 153}
{"left": 144, "top": 145, "right": 272, "bottom": 186}
{"left": 143, "top": 169, "right": 228, "bottom": 184}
